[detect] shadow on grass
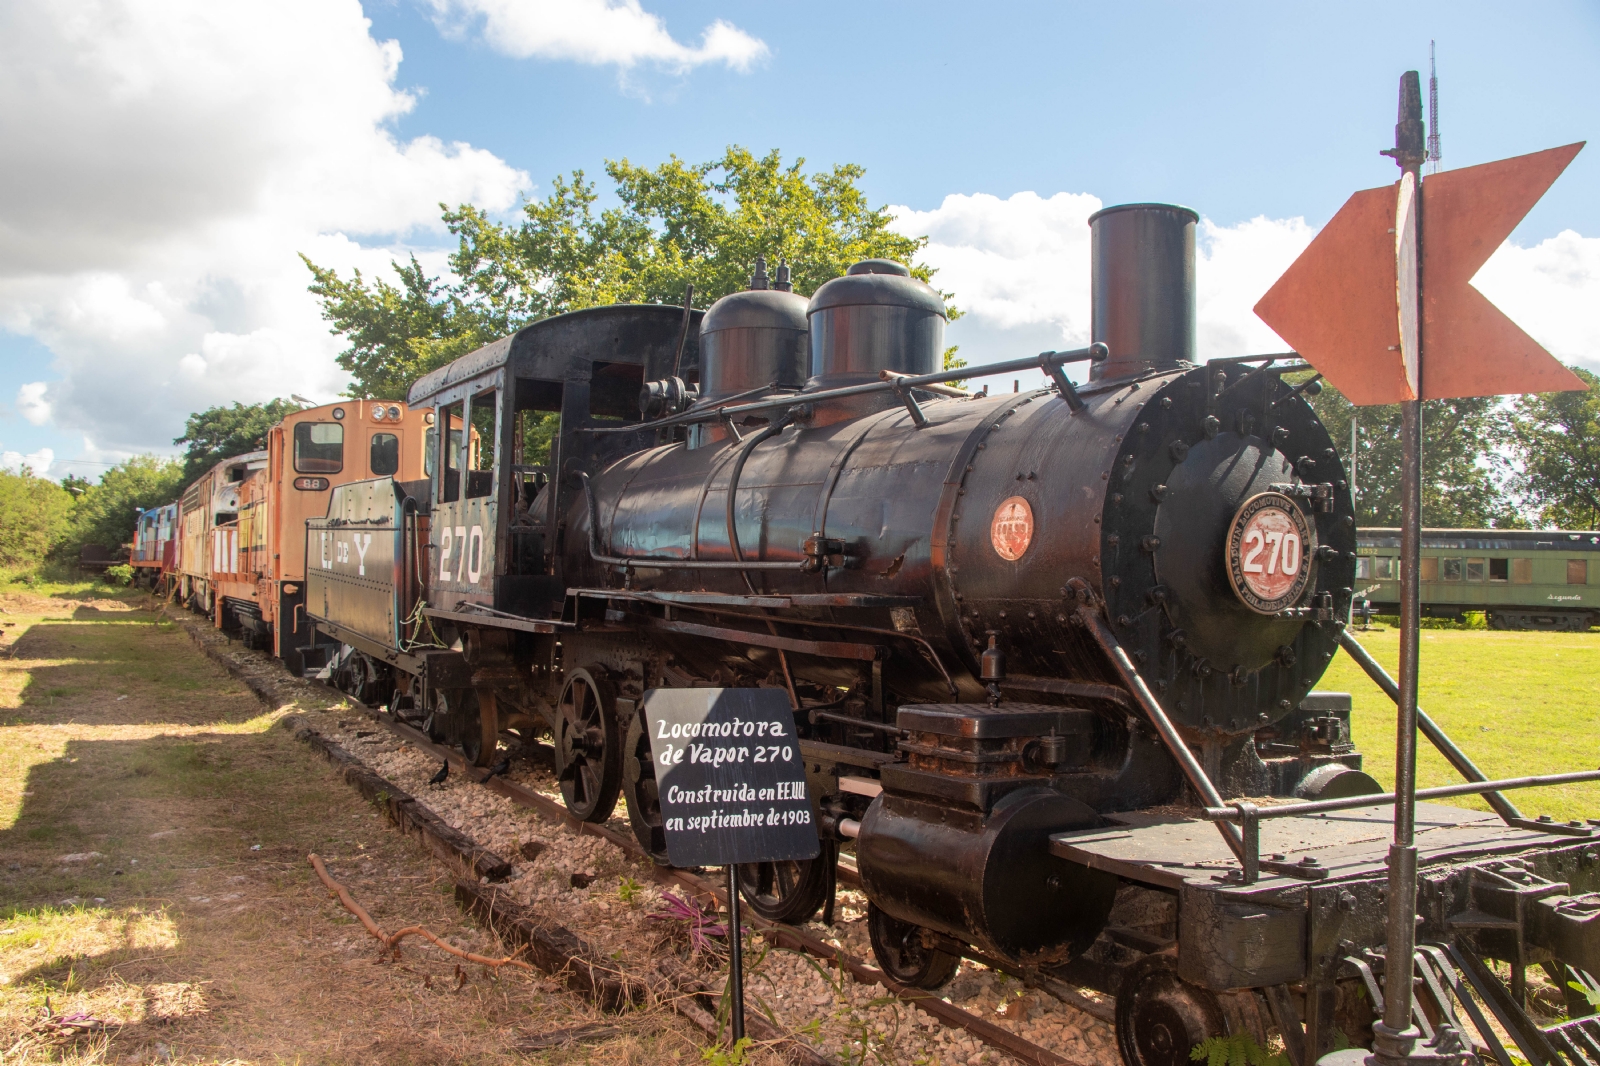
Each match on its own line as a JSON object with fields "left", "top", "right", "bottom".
{"left": 8, "top": 619, "right": 262, "bottom": 729}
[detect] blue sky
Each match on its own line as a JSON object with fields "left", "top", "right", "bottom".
{"left": 1, "top": 0, "right": 1596, "bottom": 477}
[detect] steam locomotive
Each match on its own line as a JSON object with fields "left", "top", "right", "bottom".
{"left": 306, "top": 205, "right": 1600, "bottom": 1066}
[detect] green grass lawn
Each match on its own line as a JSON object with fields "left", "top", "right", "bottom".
{"left": 1320, "top": 628, "right": 1600, "bottom": 822}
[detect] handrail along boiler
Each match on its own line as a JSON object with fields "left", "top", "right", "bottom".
{"left": 305, "top": 206, "right": 1600, "bottom": 1066}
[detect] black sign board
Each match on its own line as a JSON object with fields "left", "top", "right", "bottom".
{"left": 642, "top": 688, "right": 821, "bottom": 869}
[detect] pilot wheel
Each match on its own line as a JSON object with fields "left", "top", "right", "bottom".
{"left": 736, "top": 842, "right": 836, "bottom": 925}
{"left": 622, "top": 701, "right": 668, "bottom": 863}
{"left": 866, "top": 902, "right": 960, "bottom": 990}
{"left": 1114, "top": 955, "right": 1229, "bottom": 1066}
{"left": 555, "top": 667, "right": 622, "bottom": 824}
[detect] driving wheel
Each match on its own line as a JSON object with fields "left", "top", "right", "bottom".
{"left": 737, "top": 842, "right": 836, "bottom": 924}
{"left": 622, "top": 701, "right": 669, "bottom": 863}
{"left": 1115, "top": 955, "right": 1229, "bottom": 1066}
{"left": 556, "top": 667, "right": 622, "bottom": 823}
{"left": 866, "top": 902, "right": 960, "bottom": 990}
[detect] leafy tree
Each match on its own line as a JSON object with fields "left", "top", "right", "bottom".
{"left": 0, "top": 467, "right": 75, "bottom": 568}
{"left": 1501, "top": 365, "right": 1600, "bottom": 529}
{"left": 305, "top": 147, "right": 953, "bottom": 399}
{"left": 175, "top": 399, "right": 303, "bottom": 481}
{"left": 1307, "top": 381, "right": 1521, "bottom": 529}
{"left": 68, "top": 456, "right": 187, "bottom": 553}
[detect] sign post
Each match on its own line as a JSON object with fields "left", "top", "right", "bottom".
{"left": 1255, "top": 70, "right": 1585, "bottom": 1066}
{"left": 643, "top": 688, "right": 820, "bottom": 1045}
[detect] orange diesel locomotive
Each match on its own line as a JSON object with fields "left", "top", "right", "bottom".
{"left": 180, "top": 401, "right": 431, "bottom": 672}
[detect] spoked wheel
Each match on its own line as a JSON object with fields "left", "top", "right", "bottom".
{"left": 866, "top": 901, "right": 960, "bottom": 990}
{"left": 737, "top": 841, "right": 836, "bottom": 924}
{"left": 556, "top": 667, "right": 621, "bottom": 823}
{"left": 1115, "top": 955, "right": 1229, "bottom": 1066}
{"left": 622, "top": 701, "right": 668, "bottom": 863}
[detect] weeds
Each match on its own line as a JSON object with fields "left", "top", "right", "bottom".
{"left": 617, "top": 876, "right": 641, "bottom": 904}
{"left": 648, "top": 892, "right": 726, "bottom": 954}
{"left": 1192, "top": 1032, "right": 1289, "bottom": 1066}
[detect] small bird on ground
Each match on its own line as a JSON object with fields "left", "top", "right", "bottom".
{"left": 427, "top": 761, "right": 449, "bottom": 785}
{"left": 481, "top": 756, "right": 512, "bottom": 783}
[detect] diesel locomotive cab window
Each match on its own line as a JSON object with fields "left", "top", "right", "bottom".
{"left": 1489, "top": 557, "right": 1510, "bottom": 581}
{"left": 1441, "top": 557, "right": 1464, "bottom": 581}
{"left": 293, "top": 422, "right": 343, "bottom": 474}
{"left": 370, "top": 433, "right": 399, "bottom": 476}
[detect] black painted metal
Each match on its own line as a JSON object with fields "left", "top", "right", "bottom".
{"left": 808, "top": 259, "right": 947, "bottom": 388}
{"left": 699, "top": 276, "right": 809, "bottom": 400}
{"left": 1089, "top": 204, "right": 1198, "bottom": 382}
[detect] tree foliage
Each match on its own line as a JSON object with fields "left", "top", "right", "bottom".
{"left": 305, "top": 147, "right": 950, "bottom": 400}
{"left": 1308, "top": 382, "right": 1522, "bottom": 529}
{"left": 175, "top": 399, "right": 303, "bottom": 481}
{"left": 69, "top": 456, "right": 187, "bottom": 553}
{"left": 1502, "top": 365, "right": 1600, "bottom": 529}
{"left": 0, "top": 467, "right": 75, "bottom": 568}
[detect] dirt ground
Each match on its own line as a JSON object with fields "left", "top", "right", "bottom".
{"left": 0, "top": 591, "right": 708, "bottom": 1065}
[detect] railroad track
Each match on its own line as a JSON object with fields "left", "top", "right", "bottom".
{"left": 169, "top": 607, "right": 1108, "bottom": 1066}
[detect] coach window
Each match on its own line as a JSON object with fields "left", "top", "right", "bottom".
{"left": 1512, "top": 558, "right": 1533, "bottom": 584}
{"left": 1489, "top": 558, "right": 1509, "bottom": 582}
{"left": 466, "top": 389, "right": 498, "bottom": 499}
{"left": 1355, "top": 556, "right": 1372, "bottom": 579}
{"left": 1374, "top": 557, "right": 1398, "bottom": 579}
{"left": 1466, "top": 558, "right": 1486, "bottom": 582}
{"left": 1441, "top": 557, "right": 1463, "bottom": 582}
{"left": 294, "top": 422, "right": 343, "bottom": 474}
{"left": 370, "top": 433, "right": 399, "bottom": 476}
{"left": 1568, "top": 558, "right": 1588, "bottom": 585}
{"left": 1419, "top": 557, "right": 1439, "bottom": 581}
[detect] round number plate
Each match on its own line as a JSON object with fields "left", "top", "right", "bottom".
{"left": 990, "top": 496, "right": 1034, "bottom": 561}
{"left": 1225, "top": 492, "right": 1314, "bottom": 614}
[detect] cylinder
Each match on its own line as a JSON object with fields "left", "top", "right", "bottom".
{"left": 698, "top": 287, "right": 809, "bottom": 400}
{"left": 1089, "top": 203, "right": 1198, "bottom": 381}
{"left": 808, "top": 259, "right": 946, "bottom": 386}
{"left": 856, "top": 788, "right": 1116, "bottom": 963}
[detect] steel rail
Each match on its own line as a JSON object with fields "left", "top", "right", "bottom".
{"left": 358, "top": 706, "right": 1089, "bottom": 1066}
{"left": 584, "top": 343, "right": 1110, "bottom": 434}
{"left": 1202, "top": 769, "right": 1600, "bottom": 822}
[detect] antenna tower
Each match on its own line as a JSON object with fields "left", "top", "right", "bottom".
{"left": 1427, "top": 41, "right": 1441, "bottom": 173}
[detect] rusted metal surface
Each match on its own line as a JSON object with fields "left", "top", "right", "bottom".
{"left": 1253, "top": 185, "right": 1408, "bottom": 405}
{"left": 641, "top": 616, "right": 885, "bottom": 662}
{"left": 1418, "top": 143, "right": 1586, "bottom": 400}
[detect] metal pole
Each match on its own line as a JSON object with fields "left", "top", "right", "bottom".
{"left": 1373, "top": 69, "right": 1427, "bottom": 1066}
{"left": 726, "top": 863, "right": 746, "bottom": 1043}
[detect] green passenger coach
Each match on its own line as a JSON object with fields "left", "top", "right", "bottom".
{"left": 1354, "top": 528, "right": 1600, "bottom": 630}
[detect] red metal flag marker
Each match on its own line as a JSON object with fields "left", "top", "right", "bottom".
{"left": 1254, "top": 142, "right": 1586, "bottom": 404}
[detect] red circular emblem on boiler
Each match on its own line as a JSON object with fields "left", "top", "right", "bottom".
{"left": 1225, "top": 492, "right": 1315, "bottom": 614}
{"left": 990, "top": 497, "right": 1034, "bottom": 561}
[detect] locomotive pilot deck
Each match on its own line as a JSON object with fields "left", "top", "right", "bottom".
{"left": 1051, "top": 802, "right": 1564, "bottom": 892}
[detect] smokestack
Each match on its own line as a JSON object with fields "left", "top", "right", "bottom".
{"left": 1088, "top": 203, "right": 1198, "bottom": 381}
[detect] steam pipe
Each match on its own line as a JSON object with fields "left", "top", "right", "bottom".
{"left": 1079, "top": 606, "right": 1246, "bottom": 861}
{"left": 586, "top": 344, "right": 1110, "bottom": 434}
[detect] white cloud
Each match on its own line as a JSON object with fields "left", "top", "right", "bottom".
{"left": 1, "top": 446, "right": 55, "bottom": 476}
{"left": 16, "top": 383, "right": 51, "bottom": 426}
{"left": 893, "top": 192, "right": 1597, "bottom": 384}
{"left": 1474, "top": 229, "right": 1600, "bottom": 369}
{"left": 429, "top": 0, "right": 767, "bottom": 72}
{"left": 0, "top": 0, "right": 529, "bottom": 458}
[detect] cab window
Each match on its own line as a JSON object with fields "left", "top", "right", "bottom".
{"left": 370, "top": 433, "right": 399, "bottom": 476}
{"left": 294, "top": 422, "right": 344, "bottom": 474}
